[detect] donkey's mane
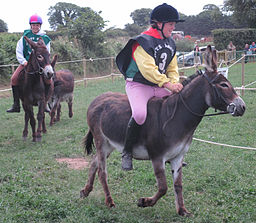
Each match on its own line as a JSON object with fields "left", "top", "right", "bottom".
{"left": 181, "top": 70, "right": 202, "bottom": 87}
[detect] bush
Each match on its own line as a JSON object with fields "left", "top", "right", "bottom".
{"left": 0, "top": 33, "right": 20, "bottom": 80}
{"left": 212, "top": 28, "right": 256, "bottom": 50}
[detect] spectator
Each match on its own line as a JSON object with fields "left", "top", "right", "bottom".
{"left": 194, "top": 45, "right": 201, "bottom": 64}
{"left": 227, "top": 41, "right": 236, "bottom": 63}
{"left": 227, "top": 41, "right": 236, "bottom": 51}
{"left": 249, "top": 42, "right": 256, "bottom": 53}
{"left": 249, "top": 42, "right": 256, "bottom": 62}
{"left": 244, "top": 43, "right": 251, "bottom": 63}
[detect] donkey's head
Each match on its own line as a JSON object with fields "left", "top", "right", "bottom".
{"left": 24, "top": 36, "right": 56, "bottom": 80}
{"left": 203, "top": 45, "right": 245, "bottom": 116}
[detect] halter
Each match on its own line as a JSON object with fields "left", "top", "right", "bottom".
{"left": 24, "top": 50, "right": 45, "bottom": 75}
{"left": 179, "top": 70, "right": 229, "bottom": 117}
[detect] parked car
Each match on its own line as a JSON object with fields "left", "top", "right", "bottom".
{"left": 177, "top": 46, "right": 215, "bottom": 66}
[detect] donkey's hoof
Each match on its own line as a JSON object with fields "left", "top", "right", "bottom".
{"left": 80, "top": 189, "right": 89, "bottom": 198}
{"left": 138, "top": 197, "right": 153, "bottom": 207}
{"left": 178, "top": 207, "right": 192, "bottom": 217}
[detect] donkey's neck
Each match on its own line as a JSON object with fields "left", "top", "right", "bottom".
{"left": 180, "top": 75, "right": 209, "bottom": 116}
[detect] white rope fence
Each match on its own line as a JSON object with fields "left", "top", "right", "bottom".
{"left": 193, "top": 137, "right": 256, "bottom": 151}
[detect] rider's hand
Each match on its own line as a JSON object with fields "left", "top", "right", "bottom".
{"left": 164, "top": 82, "right": 183, "bottom": 93}
{"left": 23, "top": 62, "right": 28, "bottom": 67}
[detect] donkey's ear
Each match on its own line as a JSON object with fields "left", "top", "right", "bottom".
{"left": 204, "top": 45, "right": 214, "bottom": 72}
{"left": 37, "top": 37, "right": 46, "bottom": 47}
{"left": 51, "top": 54, "right": 58, "bottom": 68}
{"left": 212, "top": 49, "right": 217, "bottom": 72}
{"left": 24, "top": 36, "right": 37, "bottom": 49}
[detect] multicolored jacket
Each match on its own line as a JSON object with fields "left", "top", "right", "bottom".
{"left": 116, "top": 27, "right": 179, "bottom": 87}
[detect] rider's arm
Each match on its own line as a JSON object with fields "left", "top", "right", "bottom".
{"left": 46, "top": 42, "right": 50, "bottom": 53}
{"left": 165, "top": 54, "right": 180, "bottom": 84}
{"left": 16, "top": 37, "right": 27, "bottom": 65}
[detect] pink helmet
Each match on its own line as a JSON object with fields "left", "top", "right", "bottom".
{"left": 29, "top": 14, "right": 43, "bottom": 24}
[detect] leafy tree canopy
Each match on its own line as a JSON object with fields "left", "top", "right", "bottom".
{"left": 130, "top": 8, "right": 152, "bottom": 27}
{"left": 223, "top": 0, "right": 256, "bottom": 28}
{"left": 47, "top": 2, "right": 83, "bottom": 30}
{"left": 0, "top": 19, "right": 8, "bottom": 32}
{"left": 68, "top": 7, "right": 106, "bottom": 56}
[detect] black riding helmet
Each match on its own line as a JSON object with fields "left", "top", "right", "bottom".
{"left": 150, "top": 3, "right": 184, "bottom": 39}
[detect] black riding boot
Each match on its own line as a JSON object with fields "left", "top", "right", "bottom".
{"left": 122, "top": 117, "right": 141, "bottom": 171}
{"left": 6, "top": 86, "right": 20, "bottom": 113}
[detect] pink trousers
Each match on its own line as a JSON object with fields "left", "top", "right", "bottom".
{"left": 125, "top": 81, "right": 172, "bottom": 125}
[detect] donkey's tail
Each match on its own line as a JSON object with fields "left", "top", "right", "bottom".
{"left": 83, "top": 130, "right": 94, "bottom": 155}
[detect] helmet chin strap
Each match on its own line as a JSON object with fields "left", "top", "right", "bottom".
{"left": 157, "top": 22, "right": 167, "bottom": 39}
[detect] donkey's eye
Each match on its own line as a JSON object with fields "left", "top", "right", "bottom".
{"left": 220, "top": 83, "right": 229, "bottom": 88}
{"left": 37, "top": 55, "right": 44, "bottom": 60}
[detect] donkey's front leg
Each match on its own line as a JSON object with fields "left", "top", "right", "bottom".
{"left": 68, "top": 99, "right": 73, "bottom": 118}
{"left": 171, "top": 158, "right": 191, "bottom": 216}
{"left": 36, "top": 102, "right": 45, "bottom": 141}
{"left": 22, "top": 110, "right": 29, "bottom": 140}
{"left": 138, "top": 159, "right": 167, "bottom": 207}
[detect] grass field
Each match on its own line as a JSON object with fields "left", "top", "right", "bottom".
{"left": 0, "top": 63, "right": 255, "bottom": 223}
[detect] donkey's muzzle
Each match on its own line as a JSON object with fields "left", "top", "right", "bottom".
{"left": 44, "top": 65, "right": 54, "bottom": 79}
{"left": 227, "top": 97, "right": 246, "bottom": 116}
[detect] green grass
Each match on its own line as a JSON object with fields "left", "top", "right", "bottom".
{"left": 0, "top": 65, "right": 255, "bottom": 223}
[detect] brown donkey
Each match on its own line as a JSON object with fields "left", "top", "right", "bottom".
{"left": 48, "top": 69, "right": 74, "bottom": 126}
{"left": 18, "top": 36, "right": 57, "bottom": 142}
{"left": 80, "top": 46, "right": 245, "bottom": 216}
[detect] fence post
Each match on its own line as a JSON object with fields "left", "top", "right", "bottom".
{"left": 11, "top": 64, "right": 15, "bottom": 74}
{"left": 241, "top": 55, "right": 245, "bottom": 96}
{"left": 83, "top": 58, "right": 87, "bottom": 87}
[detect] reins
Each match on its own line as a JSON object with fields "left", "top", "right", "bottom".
{"left": 163, "top": 70, "right": 229, "bottom": 136}
{"left": 179, "top": 92, "right": 228, "bottom": 117}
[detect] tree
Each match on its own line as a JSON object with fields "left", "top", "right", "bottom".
{"left": 0, "top": 19, "right": 8, "bottom": 32}
{"left": 47, "top": 2, "right": 83, "bottom": 30}
{"left": 124, "top": 23, "right": 144, "bottom": 37}
{"left": 203, "top": 4, "right": 223, "bottom": 22}
{"left": 223, "top": 0, "right": 256, "bottom": 28}
{"left": 176, "top": 4, "right": 239, "bottom": 36}
{"left": 69, "top": 7, "right": 106, "bottom": 57}
{"left": 130, "top": 8, "right": 152, "bottom": 27}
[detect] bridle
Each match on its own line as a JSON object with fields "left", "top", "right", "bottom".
{"left": 179, "top": 70, "right": 229, "bottom": 117}
{"left": 162, "top": 69, "right": 232, "bottom": 135}
{"left": 24, "top": 49, "right": 45, "bottom": 75}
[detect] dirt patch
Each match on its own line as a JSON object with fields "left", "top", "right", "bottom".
{"left": 56, "top": 157, "right": 89, "bottom": 170}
